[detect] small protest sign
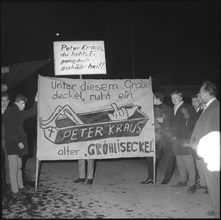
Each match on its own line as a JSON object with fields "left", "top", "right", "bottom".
{"left": 53, "top": 41, "right": 106, "bottom": 75}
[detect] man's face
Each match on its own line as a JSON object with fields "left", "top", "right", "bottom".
{"left": 199, "top": 86, "right": 208, "bottom": 103}
{"left": 16, "top": 100, "right": 26, "bottom": 111}
{"left": 171, "top": 94, "right": 182, "bottom": 106}
{"left": 1, "top": 96, "right": 10, "bottom": 109}
{"left": 192, "top": 97, "right": 200, "bottom": 109}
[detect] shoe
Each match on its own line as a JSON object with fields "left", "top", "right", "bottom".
{"left": 207, "top": 210, "right": 215, "bottom": 217}
{"left": 196, "top": 184, "right": 207, "bottom": 190}
{"left": 187, "top": 185, "right": 196, "bottom": 194}
{"left": 204, "top": 189, "right": 209, "bottom": 194}
{"left": 171, "top": 182, "right": 187, "bottom": 187}
{"left": 12, "top": 191, "right": 26, "bottom": 199}
{"left": 161, "top": 178, "right": 170, "bottom": 185}
{"left": 87, "top": 179, "right": 93, "bottom": 185}
{"left": 19, "top": 186, "right": 32, "bottom": 194}
{"left": 74, "top": 178, "right": 85, "bottom": 183}
{"left": 140, "top": 178, "right": 154, "bottom": 184}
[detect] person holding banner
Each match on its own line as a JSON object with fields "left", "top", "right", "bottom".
{"left": 141, "top": 92, "right": 173, "bottom": 184}
{"left": 2, "top": 92, "right": 10, "bottom": 186}
{"left": 74, "top": 159, "right": 94, "bottom": 185}
{"left": 4, "top": 93, "right": 38, "bottom": 199}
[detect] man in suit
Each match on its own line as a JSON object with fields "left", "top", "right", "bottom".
{"left": 2, "top": 92, "right": 10, "bottom": 186}
{"left": 191, "top": 93, "right": 208, "bottom": 193}
{"left": 169, "top": 91, "right": 197, "bottom": 193}
{"left": 190, "top": 81, "right": 220, "bottom": 218}
{"left": 191, "top": 93, "right": 204, "bottom": 120}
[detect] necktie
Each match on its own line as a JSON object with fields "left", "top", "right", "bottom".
{"left": 202, "top": 105, "right": 207, "bottom": 113}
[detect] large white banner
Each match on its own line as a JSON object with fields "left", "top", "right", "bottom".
{"left": 37, "top": 75, "right": 155, "bottom": 160}
{"left": 53, "top": 41, "right": 106, "bottom": 75}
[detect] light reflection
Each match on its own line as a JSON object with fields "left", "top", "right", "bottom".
{"left": 197, "top": 131, "right": 220, "bottom": 172}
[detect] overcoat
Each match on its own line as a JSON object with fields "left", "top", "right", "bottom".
{"left": 190, "top": 99, "right": 220, "bottom": 152}
{"left": 4, "top": 102, "right": 37, "bottom": 158}
{"left": 170, "top": 102, "right": 196, "bottom": 155}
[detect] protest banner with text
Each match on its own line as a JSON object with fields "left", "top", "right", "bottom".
{"left": 37, "top": 75, "right": 155, "bottom": 160}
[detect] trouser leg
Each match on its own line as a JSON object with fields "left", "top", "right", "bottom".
{"left": 78, "top": 159, "right": 86, "bottom": 179}
{"left": 193, "top": 153, "right": 200, "bottom": 181}
{"left": 202, "top": 161, "right": 220, "bottom": 217}
{"left": 2, "top": 142, "right": 10, "bottom": 184}
{"left": 155, "top": 142, "right": 163, "bottom": 180}
{"left": 2, "top": 148, "right": 5, "bottom": 179}
{"left": 87, "top": 159, "right": 94, "bottom": 180}
{"left": 4, "top": 149, "right": 10, "bottom": 184}
{"left": 184, "top": 155, "right": 196, "bottom": 186}
{"left": 196, "top": 158, "right": 207, "bottom": 187}
{"left": 176, "top": 156, "right": 187, "bottom": 182}
{"left": 162, "top": 142, "right": 175, "bottom": 180}
{"left": 8, "top": 155, "right": 19, "bottom": 193}
{"left": 164, "top": 153, "right": 175, "bottom": 180}
{"left": 146, "top": 157, "right": 153, "bottom": 180}
{"left": 17, "top": 156, "right": 24, "bottom": 189}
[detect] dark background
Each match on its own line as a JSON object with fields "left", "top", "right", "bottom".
{"left": 1, "top": 1, "right": 220, "bottom": 83}
{"left": 1, "top": 0, "right": 220, "bottom": 156}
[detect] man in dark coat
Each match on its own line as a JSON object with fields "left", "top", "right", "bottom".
{"left": 2, "top": 92, "right": 10, "bottom": 185}
{"left": 4, "top": 94, "right": 37, "bottom": 199}
{"left": 190, "top": 81, "right": 220, "bottom": 218}
{"left": 191, "top": 93, "right": 208, "bottom": 193}
{"left": 140, "top": 92, "right": 174, "bottom": 185}
{"left": 169, "top": 91, "right": 197, "bottom": 193}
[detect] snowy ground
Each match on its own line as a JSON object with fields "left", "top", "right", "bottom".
{"left": 2, "top": 147, "right": 215, "bottom": 219}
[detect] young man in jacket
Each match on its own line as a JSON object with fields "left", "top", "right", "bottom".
{"left": 140, "top": 92, "right": 174, "bottom": 185}
{"left": 2, "top": 92, "right": 10, "bottom": 186}
{"left": 169, "top": 91, "right": 197, "bottom": 193}
{"left": 4, "top": 94, "right": 37, "bottom": 199}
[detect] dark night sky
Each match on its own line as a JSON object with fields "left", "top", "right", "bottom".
{"left": 1, "top": 1, "right": 220, "bottom": 86}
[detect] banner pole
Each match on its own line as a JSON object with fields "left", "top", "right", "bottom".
{"left": 154, "top": 154, "right": 156, "bottom": 186}
{"left": 35, "top": 158, "right": 40, "bottom": 192}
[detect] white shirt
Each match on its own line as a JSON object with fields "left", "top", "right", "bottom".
{"left": 2, "top": 108, "right": 6, "bottom": 114}
{"left": 174, "top": 101, "right": 183, "bottom": 115}
{"left": 196, "top": 107, "right": 201, "bottom": 113}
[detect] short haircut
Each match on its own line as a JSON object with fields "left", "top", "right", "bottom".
{"left": 201, "top": 81, "right": 217, "bottom": 97}
{"left": 14, "top": 94, "right": 28, "bottom": 103}
{"left": 170, "top": 90, "right": 182, "bottom": 98}
{"left": 154, "top": 92, "right": 165, "bottom": 102}
{"left": 191, "top": 94, "right": 198, "bottom": 99}
{"left": 1, "top": 92, "right": 10, "bottom": 100}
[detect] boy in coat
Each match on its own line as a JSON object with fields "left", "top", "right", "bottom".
{"left": 4, "top": 94, "right": 37, "bottom": 199}
{"left": 140, "top": 92, "right": 174, "bottom": 185}
{"left": 169, "top": 91, "right": 197, "bottom": 193}
{"left": 2, "top": 92, "right": 10, "bottom": 185}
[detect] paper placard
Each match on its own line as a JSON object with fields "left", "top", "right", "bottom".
{"left": 53, "top": 41, "right": 106, "bottom": 75}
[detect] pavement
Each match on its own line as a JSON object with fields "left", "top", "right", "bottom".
{"left": 2, "top": 142, "right": 216, "bottom": 218}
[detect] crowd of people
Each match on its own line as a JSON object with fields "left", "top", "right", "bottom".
{"left": 1, "top": 80, "right": 220, "bottom": 218}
